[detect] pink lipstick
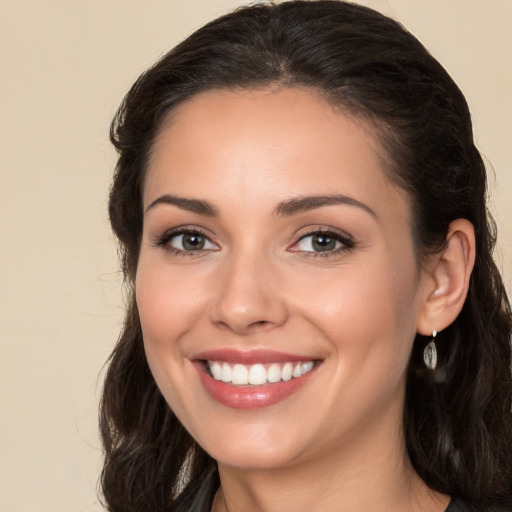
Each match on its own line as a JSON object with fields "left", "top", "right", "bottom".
{"left": 192, "top": 349, "right": 320, "bottom": 409}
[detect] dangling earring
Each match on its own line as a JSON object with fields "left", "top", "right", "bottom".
{"left": 423, "top": 330, "right": 438, "bottom": 370}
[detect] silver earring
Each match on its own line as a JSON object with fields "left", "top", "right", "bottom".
{"left": 423, "top": 330, "right": 438, "bottom": 370}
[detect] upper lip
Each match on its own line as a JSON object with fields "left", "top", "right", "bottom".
{"left": 191, "top": 349, "right": 319, "bottom": 365}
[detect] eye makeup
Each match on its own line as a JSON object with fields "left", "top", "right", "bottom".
{"left": 151, "top": 226, "right": 219, "bottom": 257}
{"left": 150, "top": 223, "right": 355, "bottom": 260}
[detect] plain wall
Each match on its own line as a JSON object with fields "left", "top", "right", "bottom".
{"left": 0, "top": 1, "right": 510, "bottom": 510}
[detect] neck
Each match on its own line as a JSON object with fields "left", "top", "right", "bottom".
{"left": 211, "top": 403, "right": 449, "bottom": 512}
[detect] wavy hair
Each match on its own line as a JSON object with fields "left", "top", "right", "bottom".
{"left": 100, "top": 2, "right": 512, "bottom": 510}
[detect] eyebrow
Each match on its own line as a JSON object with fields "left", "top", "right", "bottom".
{"left": 145, "top": 194, "right": 219, "bottom": 216}
{"left": 145, "top": 193, "right": 376, "bottom": 219}
{"left": 275, "top": 194, "right": 377, "bottom": 218}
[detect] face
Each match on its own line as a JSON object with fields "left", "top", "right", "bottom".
{"left": 136, "top": 87, "right": 428, "bottom": 470}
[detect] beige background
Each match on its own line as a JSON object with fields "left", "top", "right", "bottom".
{"left": 0, "top": 1, "right": 510, "bottom": 510}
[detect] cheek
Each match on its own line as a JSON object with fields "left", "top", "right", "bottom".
{"left": 308, "top": 269, "right": 419, "bottom": 428}
{"left": 296, "top": 261, "right": 417, "bottom": 325}
{"left": 290, "top": 257, "right": 420, "bottom": 374}
{"left": 134, "top": 258, "right": 208, "bottom": 429}
{"left": 135, "top": 258, "right": 207, "bottom": 349}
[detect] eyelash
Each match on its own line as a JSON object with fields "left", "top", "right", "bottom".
{"left": 152, "top": 227, "right": 354, "bottom": 258}
{"left": 152, "top": 227, "right": 218, "bottom": 257}
{"left": 291, "top": 228, "right": 355, "bottom": 258}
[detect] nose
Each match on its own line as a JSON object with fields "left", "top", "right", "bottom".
{"left": 209, "top": 250, "right": 289, "bottom": 335}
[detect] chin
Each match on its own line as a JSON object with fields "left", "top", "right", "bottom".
{"left": 211, "top": 443, "right": 299, "bottom": 471}
{"left": 194, "top": 418, "right": 307, "bottom": 471}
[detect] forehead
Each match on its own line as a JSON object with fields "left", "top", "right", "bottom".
{"left": 145, "top": 87, "right": 408, "bottom": 223}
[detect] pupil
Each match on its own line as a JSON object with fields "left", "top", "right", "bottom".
{"left": 312, "top": 234, "right": 335, "bottom": 251}
{"left": 183, "top": 234, "right": 204, "bottom": 250}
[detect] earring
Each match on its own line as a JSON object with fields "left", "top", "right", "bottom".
{"left": 423, "top": 330, "right": 438, "bottom": 370}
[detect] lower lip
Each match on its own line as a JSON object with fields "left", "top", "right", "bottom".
{"left": 194, "top": 363, "right": 318, "bottom": 409}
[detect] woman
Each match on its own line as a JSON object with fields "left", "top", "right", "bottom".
{"left": 100, "top": 1, "right": 512, "bottom": 511}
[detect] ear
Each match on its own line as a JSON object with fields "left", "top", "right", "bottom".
{"left": 416, "top": 219, "right": 476, "bottom": 335}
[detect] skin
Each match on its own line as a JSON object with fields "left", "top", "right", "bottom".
{"left": 136, "top": 87, "right": 473, "bottom": 512}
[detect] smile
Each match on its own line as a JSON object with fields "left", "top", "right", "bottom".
{"left": 192, "top": 350, "right": 321, "bottom": 409}
{"left": 208, "top": 360, "right": 315, "bottom": 386}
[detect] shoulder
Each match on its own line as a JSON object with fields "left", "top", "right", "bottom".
{"left": 446, "top": 499, "right": 512, "bottom": 512}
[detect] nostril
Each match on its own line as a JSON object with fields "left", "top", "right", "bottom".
{"left": 247, "top": 320, "right": 275, "bottom": 331}
{"left": 209, "top": 285, "right": 289, "bottom": 334}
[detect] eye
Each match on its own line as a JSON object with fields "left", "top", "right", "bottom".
{"left": 170, "top": 232, "right": 216, "bottom": 251}
{"left": 290, "top": 229, "right": 354, "bottom": 255}
{"left": 154, "top": 228, "right": 218, "bottom": 254}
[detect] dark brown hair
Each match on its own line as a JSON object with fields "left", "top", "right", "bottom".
{"left": 100, "top": 2, "right": 512, "bottom": 510}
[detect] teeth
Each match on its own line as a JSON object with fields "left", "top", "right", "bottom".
{"left": 267, "top": 363, "right": 281, "bottom": 383}
{"left": 221, "top": 362, "right": 232, "bottom": 383}
{"left": 301, "top": 361, "right": 314, "bottom": 374}
{"left": 210, "top": 361, "right": 223, "bottom": 380}
{"left": 248, "top": 364, "right": 267, "bottom": 385}
{"left": 282, "top": 362, "right": 293, "bottom": 381}
{"left": 232, "top": 364, "right": 248, "bottom": 385}
{"left": 208, "top": 360, "right": 316, "bottom": 385}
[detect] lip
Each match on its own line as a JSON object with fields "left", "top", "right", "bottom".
{"left": 191, "top": 349, "right": 321, "bottom": 409}
{"left": 191, "top": 349, "right": 311, "bottom": 365}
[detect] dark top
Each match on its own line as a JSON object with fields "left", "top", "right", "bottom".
{"left": 185, "top": 495, "right": 506, "bottom": 512}
{"left": 446, "top": 499, "right": 511, "bottom": 512}
{"left": 181, "top": 471, "right": 510, "bottom": 512}
{"left": 447, "top": 499, "right": 476, "bottom": 512}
